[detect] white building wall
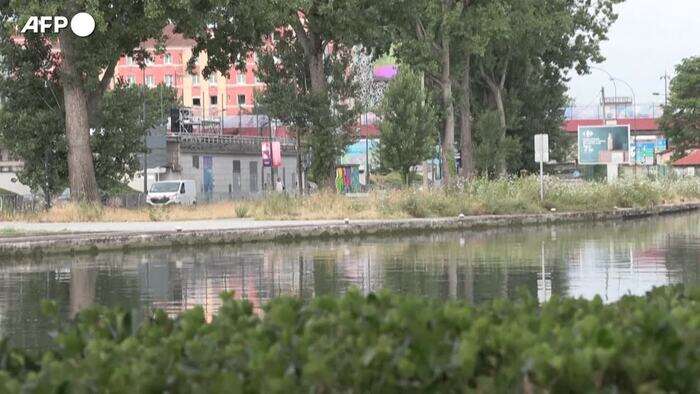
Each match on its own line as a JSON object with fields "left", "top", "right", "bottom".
{"left": 164, "top": 152, "right": 298, "bottom": 199}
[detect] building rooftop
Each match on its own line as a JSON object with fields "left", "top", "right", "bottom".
{"left": 673, "top": 150, "right": 700, "bottom": 167}
{"left": 562, "top": 118, "right": 660, "bottom": 134}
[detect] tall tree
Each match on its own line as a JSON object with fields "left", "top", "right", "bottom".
{"left": 0, "top": 33, "right": 67, "bottom": 204}
{"left": 0, "top": 31, "right": 177, "bottom": 200}
{"left": 451, "top": 0, "right": 498, "bottom": 179}
{"left": 377, "top": 68, "right": 438, "bottom": 184}
{"left": 255, "top": 30, "right": 359, "bottom": 186}
{"left": 175, "top": 0, "right": 392, "bottom": 186}
{"left": 3, "top": 0, "right": 174, "bottom": 202}
{"left": 390, "top": 0, "right": 464, "bottom": 184}
{"left": 659, "top": 56, "right": 700, "bottom": 157}
{"left": 475, "top": 0, "right": 622, "bottom": 175}
{"left": 0, "top": 53, "right": 178, "bottom": 201}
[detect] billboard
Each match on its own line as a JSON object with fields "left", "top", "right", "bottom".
{"left": 578, "top": 125, "right": 631, "bottom": 165}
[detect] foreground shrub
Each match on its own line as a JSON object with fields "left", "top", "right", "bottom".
{"left": 1, "top": 286, "right": 699, "bottom": 392}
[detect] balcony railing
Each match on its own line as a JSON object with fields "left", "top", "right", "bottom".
{"left": 170, "top": 133, "right": 296, "bottom": 148}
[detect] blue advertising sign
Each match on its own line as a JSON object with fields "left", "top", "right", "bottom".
{"left": 633, "top": 141, "right": 656, "bottom": 165}
{"left": 341, "top": 139, "right": 379, "bottom": 167}
{"left": 655, "top": 138, "right": 667, "bottom": 152}
{"left": 578, "top": 125, "right": 631, "bottom": 165}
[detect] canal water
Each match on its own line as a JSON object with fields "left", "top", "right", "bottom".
{"left": 1, "top": 212, "right": 699, "bottom": 349}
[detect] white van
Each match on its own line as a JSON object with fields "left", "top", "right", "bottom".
{"left": 147, "top": 180, "right": 197, "bottom": 206}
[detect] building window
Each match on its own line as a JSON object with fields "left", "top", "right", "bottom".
{"left": 164, "top": 74, "right": 174, "bottom": 87}
{"left": 127, "top": 76, "right": 136, "bottom": 85}
{"left": 208, "top": 73, "right": 218, "bottom": 85}
{"left": 145, "top": 75, "right": 155, "bottom": 87}
{"left": 126, "top": 56, "right": 134, "bottom": 65}
{"left": 237, "top": 94, "right": 246, "bottom": 105}
{"left": 210, "top": 95, "right": 218, "bottom": 105}
{"left": 232, "top": 160, "right": 241, "bottom": 192}
{"left": 192, "top": 97, "right": 201, "bottom": 106}
{"left": 164, "top": 53, "right": 172, "bottom": 64}
{"left": 192, "top": 155, "right": 200, "bottom": 169}
{"left": 237, "top": 73, "right": 246, "bottom": 85}
{"left": 191, "top": 74, "right": 200, "bottom": 85}
{"left": 249, "top": 161, "right": 258, "bottom": 193}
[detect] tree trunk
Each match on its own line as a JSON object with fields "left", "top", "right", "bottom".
{"left": 440, "top": 20, "right": 454, "bottom": 185}
{"left": 294, "top": 22, "right": 335, "bottom": 187}
{"left": 403, "top": 168, "right": 411, "bottom": 186}
{"left": 296, "top": 130, "right": 304, "bottom": 195}
{"left": 308, "top": 51, "right": 326, "bottom": 94}
{"left": 493, "top": 86, "right": 507, "bottom": 176}
{"left": 458, "top": 57, "right": 475, "bottom": 179}
{"left": 60, "top": 32, "right": 100, "bottom": 203}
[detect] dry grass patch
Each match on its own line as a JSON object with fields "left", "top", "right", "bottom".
{"left": 1, "top": 177, "right": 698, "bottom": 223}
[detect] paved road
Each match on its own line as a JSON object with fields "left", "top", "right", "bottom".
{"left": 0, "top": 218, "right": 370, "bottom": 234}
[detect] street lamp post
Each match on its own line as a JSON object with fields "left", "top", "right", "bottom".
{"left": 612, "top": 77, "right": 636, "bottom": 126}
{"left": 591, "top": 66, "right": 618, "bottom": 120}
{"left": 652, "top": 92, "right": 662, "bottom": 118}
{"left": 660, "top": 72, "right": 669, "bottom": 107}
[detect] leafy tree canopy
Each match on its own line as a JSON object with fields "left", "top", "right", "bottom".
{"left": 659, "top": 56, "right": 700, "bottom": 156}
{"left": 0, "top": 32, "right": 177, "bottom": 198}
{"left": 1, "top": 0, "right": 177, "bottom": 202}
{"left": 377, "top": 68, "right": 438, "bottom": 184}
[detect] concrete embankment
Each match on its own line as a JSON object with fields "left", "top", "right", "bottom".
{"left": 0, "top": 202, "right": 698, "bottom": 257}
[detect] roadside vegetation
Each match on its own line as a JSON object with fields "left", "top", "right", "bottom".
{"left": 0, "top": 285, "right": 698, "bottom": 392}
{"left": 1, "top": 177, "right": 699, "bottom": 223}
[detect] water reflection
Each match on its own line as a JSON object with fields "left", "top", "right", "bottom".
{"left": 0, "top": 212, "right": 698, "bottom": 349}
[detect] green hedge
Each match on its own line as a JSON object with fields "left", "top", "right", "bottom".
{"left": 1, "top": 286, "right": 699, "bottom": 392}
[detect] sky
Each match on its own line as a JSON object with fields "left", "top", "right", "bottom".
{"left": 566, "top": 0, "right": 700, "bottom": 109}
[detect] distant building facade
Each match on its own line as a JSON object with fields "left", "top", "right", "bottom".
{"left": 160, "top": 134, "right": 298, "bottom": 199}
{"left": 112, "top": 25, "right": 263, "bottom": 120}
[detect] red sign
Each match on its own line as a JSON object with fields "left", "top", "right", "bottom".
{"left": 262, "top": 141, "right": 282, "bottom": 168}
{"left": 262, "top": 141, "right": 272, "bottom": 167}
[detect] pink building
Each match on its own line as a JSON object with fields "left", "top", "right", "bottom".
{"left": 113, "top": 25, "right": 263, "bottom": 118}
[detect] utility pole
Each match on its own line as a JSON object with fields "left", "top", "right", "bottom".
{"left": 601, "top": 87, "right": 606, "bottom": 119}
{"left": 661, "top": 72, "right": 669, "bottom": 107}
{"left": 142, "top": 66, "right": 148, "bottom": 194}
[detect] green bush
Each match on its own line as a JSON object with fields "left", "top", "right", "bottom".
{"left": 1, "top": 286, "right": 699, "bottom": 392}
{"left": 235, "top": 205, "right": 250, "bottom": 218}
{"left": 147, "top": 207, "right": 168, "bottom": 222}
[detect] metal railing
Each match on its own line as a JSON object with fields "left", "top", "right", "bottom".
{"left": 0, "top": 194, "right": 41, "bottom": 214}
{"left": 0, "top": 192, "right": 147, "bottom": 215}
{"left": 173, "top": 133, "right": 296, "bottom": 148}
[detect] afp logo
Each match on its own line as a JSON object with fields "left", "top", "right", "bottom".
{"left": 21, "top": 12, "right": 95, "bottom": 37}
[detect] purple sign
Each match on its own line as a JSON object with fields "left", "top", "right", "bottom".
{"left": 373, "top": 65, "right": 398, "bottom": 81}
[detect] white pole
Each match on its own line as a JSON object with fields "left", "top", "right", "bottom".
{"left": 540, "top": 159, "right": 544, "bottom": 202}
{"left": 539, "top": 136, "right": 544, "bottom": 201}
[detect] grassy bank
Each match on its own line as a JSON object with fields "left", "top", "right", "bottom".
{"left": 2, "top": 177, "right": 699, "bottom": 222}
{"left": 1, "top": 286, "right": 698, "bottom": 392}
